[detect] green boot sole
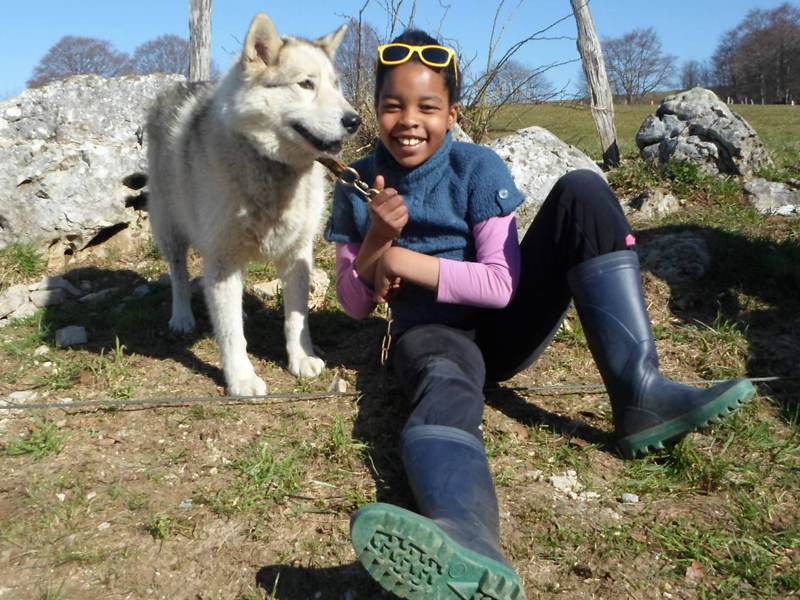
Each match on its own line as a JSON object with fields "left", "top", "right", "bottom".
{"left": 617, "top": 379, "right": 756, "bottom": 459}
{"left": 351, "top": 503, "right": 526, "bottom": 600}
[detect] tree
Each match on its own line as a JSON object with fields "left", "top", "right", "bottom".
{"left": 189, "top": 0, "right": 213, "bottom": 81}
{"left": 602, "top": 28, "right": 676, "bottom": 103}
{"left": 132, "top": 35, "right": 191, "bottom": 77}
{"left": 28, "top": 36, "right": 131, "bottom": 88}
{"left": 711, "top": 3, "right": 800, "bottom": 103}
{"left": 680, "top": 59, "right": 708, "bottom": 90}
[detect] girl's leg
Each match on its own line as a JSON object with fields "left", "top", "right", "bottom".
{"left": 350, "top": 324, "right": 525, "bottom": 599}
{"left": 476, "top": 169, "right": 632, "bottom": 382}
{"left": 478, "top": 169, "right": 754, "bottom": 458}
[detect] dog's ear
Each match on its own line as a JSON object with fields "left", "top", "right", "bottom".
{"left": 244, "top": 13, "right": 282, "bottom": 67}
{"left": 315, "top": 24, "right": 348, "bottom": 59}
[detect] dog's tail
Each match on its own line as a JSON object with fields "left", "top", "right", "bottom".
{"left": 122, "top": 172, "right": 148, "bottom": 210}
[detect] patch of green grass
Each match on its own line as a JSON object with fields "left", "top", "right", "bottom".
{"left": 0, "top": 243, "right": 45, "bottom": 287}
{"left": 203, "top": 435, "right": 305, "bottom": 515}
{"left": 145, "top": 513, "right": 193, "bottom": 540}
{"left": 5, "top": 420, "right": 66, "bottom": 460}
{"left": 321, "top": 416, "right": 367, "bottom": 463}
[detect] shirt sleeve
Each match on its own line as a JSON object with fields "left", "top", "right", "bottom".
{"left": 334, "top": 242, "right": 377, "bottom": 319}
{"left": 436, "top": 213, "right": 520, "bottom": 308}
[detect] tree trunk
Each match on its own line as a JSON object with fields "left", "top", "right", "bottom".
{"left": 189, "top": 0, "right": 213, "bottom": 82}
{"left": 571, "top": 0, "right": 619, "bottom": 167}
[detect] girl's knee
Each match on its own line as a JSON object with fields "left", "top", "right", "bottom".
{"left": 557, "top": 169, "right": 609, "bottom": 196}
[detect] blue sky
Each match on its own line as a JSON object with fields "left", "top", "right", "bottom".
{"left": 0, "top": 0, "right": 794, "bottom": 100}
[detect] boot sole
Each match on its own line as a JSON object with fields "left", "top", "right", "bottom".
{"left": 617, "top": 379, "right": 756, "bottom": 459}
{"left": 351, "top": 503, "right": 526, "bottom": 600}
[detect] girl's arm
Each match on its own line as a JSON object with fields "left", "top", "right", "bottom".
{"left": 335, "top": 243, "right": 377, "bottom": 319}
{"left": 374, "top": 213, "right": 520, "bottom": 307}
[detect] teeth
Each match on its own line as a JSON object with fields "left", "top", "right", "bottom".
{"left": 397, "top": 137, "right": 423, "bottom": 147}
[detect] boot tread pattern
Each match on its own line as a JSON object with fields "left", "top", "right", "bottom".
{"left": 353, "top": 504, "right": 526, "bottom": 599}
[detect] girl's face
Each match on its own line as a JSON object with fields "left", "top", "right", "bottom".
{"left": 376, "top": 61, "right": 458, "bottom": 169}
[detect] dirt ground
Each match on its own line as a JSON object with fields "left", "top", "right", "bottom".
{"left": 1, "top": 208, "right": 798, "bottom": 600}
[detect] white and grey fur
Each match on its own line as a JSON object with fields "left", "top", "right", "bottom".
{"left": 145, "top": 13, "right": 359, "bottom": 396}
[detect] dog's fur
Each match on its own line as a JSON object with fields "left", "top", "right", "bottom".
{"left": 145, "top": 13, "right": 359, "bottom": 395}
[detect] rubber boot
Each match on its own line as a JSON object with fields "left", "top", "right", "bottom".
{"left": 567, "top": 250, "right": 755, "bottom": 458}
{"left": 350, "top": 425, "right": 526, "bottom": 599}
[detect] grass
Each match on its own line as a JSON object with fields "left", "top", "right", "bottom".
{"left": 0, "top": 242, "right": 46, "bottom": 289}
{"left": 5, "top": 420, "right": 66, "bottom": 460}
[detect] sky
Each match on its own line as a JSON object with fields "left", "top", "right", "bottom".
{"left": 0, "top": 0, "right": 795, "bottom": 101}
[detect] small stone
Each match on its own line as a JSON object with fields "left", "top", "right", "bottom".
{"left": 179, "top": 499, "right": 193, "bottom": 510}
{"left": 28, "top": 276, "right": 82, "bottom": 297}
{"left": 79, "top": 288, "right": 118, "bottom": 303}
{"left": 56, "top": 493, "right": 66, "bottom": 502}
{"left": 86, "top": 491, "right": 97, "bottom": 501}
{"left": 328, "top": 375, "right": 348, "bottom": 393}
{"left": 97, "top": 522, "right": 110, "bottom": 531}
{"left": 620, "top": 493, "right": 640, "bottom": 504}
{"left": 30, "top": 288, "right": 65, "bottom": 308}
{"left": 0, "top": 284, "right": 28, "bottom": 318}
{"left": 9, "top": 301, "right": 37, "bottom": 321}
{"left": 33, "top": 345, "right": 50, "bottom": 356}
{"left": 253, "top": 279, "right": 282, "bottom": 299}
{"left": 79, "top": 280, "right": 92, "bottom": 291}
{"left": 55, "top": 325, "right": 88, "bottom": 347}
{"left": 132, "top": 284, "right": 150, "bottom": 298}
{"left": 8, "top": 390, "right": 37, "bottom": 403}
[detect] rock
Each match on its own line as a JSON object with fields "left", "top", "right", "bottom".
{"left": 131, "top": 284, "right": 151, "bottom": 298}
{"left": 29, "top": 288, "right": 64, "bottom": 308}
{"left": 549, "top": 469, "right": 583, "bottom": 494}
{"left": 743, "top": 178, "right": 800, "bottom": 216}
{"left": 636, "top": 87, "right": 773, "bottom": 176}
{"left": 638, "top": 232, "right": 711, "bottom": 282}
{"left": 0, "top": 74, "right": 182, "bottom": 255}
{"left": 8, "top": 390, "right": 37, "bottom": 403}
{"left": 78, "top": 287, "right": 118, "bottom": 303}
{"left": 328, "top": 375, "right": 348, "bottom": 393}
{"left": 487, "top": 126, "right": 606, "bottom": 231}
{"left": 33, "top": 345, "right": 50, "bottom": 356}
{"left": 28, "top": 276, "right": 82, "bottom": 297}
{"left": 55, "top": 325, "right": 88, "bottom": 347}
{"left": 0, "top": 284, "right": 27, "bottom": 318}
{"left": 309, "top": 268, "right": 330, "bottom": 309}
{"left": 253, "top": 279, "right": 282, "bottom": 299}
{"left": 625, "top": 188, "right": 682, "bottom": 220}
{"left": 620, "top": 493, "right": 640, "bottom": 504}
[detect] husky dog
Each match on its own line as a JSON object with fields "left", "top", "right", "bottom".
{"left": 145, "top": 13, "right": 360, "bottom": 395}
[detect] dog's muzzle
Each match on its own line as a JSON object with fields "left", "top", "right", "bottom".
{"left": 292, "top": 113, "right": 361, "bottom": 155}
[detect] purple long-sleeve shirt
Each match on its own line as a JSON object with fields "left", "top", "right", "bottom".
{"left": 335, "top": 213, "right": 521, "bottom": 319}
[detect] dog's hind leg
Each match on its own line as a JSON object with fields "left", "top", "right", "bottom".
{"left": 276, "top": 246, "right": 325, "bottom": 378}
{"left": 204, "top": 260, "right": 267, "bottom": 396}
{"left": 161, "top": 235, "right": 196, "bottom": 334}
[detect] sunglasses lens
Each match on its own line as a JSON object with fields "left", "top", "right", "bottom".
{"left": 381, "top": 45, "right": 412, "bottom": 62}
{"left": 420, "top": 47, "right": 451, "bottom": 66}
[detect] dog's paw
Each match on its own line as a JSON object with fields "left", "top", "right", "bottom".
{"left": 169, "top": 314, "right": 196, "bottom": 334}
{"left": 289, "top": 355, "right": 325, "bottom": 378}
{"left": 227, "top": 373, "right": 268, "bottom": 397}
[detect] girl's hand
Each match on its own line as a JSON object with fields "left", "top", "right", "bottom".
{"left": 368, "top": 175, "right": 408, "bottom": 242}
{"left": 373, "top": 250, "right": 402, "bottom": 303}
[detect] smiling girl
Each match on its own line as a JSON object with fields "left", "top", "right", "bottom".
{"left": 325, "top": 29, "right": 754, "bottom": 600}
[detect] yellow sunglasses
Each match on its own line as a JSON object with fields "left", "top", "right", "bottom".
{"left": 378, "top": 43, "right": 459, "bottom": 83}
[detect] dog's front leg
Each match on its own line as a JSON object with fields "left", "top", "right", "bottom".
{"left": 204, "top": 261, "right": 267, "bottom": 396}
{"left": 277, "top": 249, "right": 325, "bottom": 378}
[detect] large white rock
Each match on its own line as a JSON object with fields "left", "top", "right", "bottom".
{"left": 0, "top": 74, "right": 182, "bottom": 254}
{"left": 486, "top": 126, "right": 605, "bottom": 230}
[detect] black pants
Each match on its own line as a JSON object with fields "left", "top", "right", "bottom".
{"left": 392, "top": 170, "right": 633, "bottom": 439}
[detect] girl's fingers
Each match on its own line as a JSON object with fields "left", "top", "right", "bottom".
{"left": 373, "top": 175, "right": 385, "bottom": 191}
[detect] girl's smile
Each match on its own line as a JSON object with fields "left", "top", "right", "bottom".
{"left": 376, "top": 61, "right": 458, "bottom": 168}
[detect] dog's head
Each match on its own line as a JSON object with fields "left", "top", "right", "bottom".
{"left": 222, "top": 13, "right": 361, "bottom": 165}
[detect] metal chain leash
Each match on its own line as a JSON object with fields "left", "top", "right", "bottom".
{"left": 317, "top": 156, "right": 393, "bottom": 364}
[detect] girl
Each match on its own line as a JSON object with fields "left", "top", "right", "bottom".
{"left": 325, "top": 29, "right": 754, "bottom": 600}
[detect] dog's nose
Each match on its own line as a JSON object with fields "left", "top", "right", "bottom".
{"left": 341, "top": 112, "right": 362, "bottom": 134}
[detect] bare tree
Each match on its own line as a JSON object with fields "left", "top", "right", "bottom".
{"left": 28, "top": 36, "right": 131, "bottom": 88}
{"left": 132, "top": 35, "right": 191, "bottom": 77}
{"left": 602, "top": 28, "right": 676, "bottom": 103}
{"left": 711, "top": 3, "right": 800, "bottom": 103}
{"left": 680, "top": 59, "right": 707, "bottom": 90}
{"left": 189, "top": 0, "right": 213, "bottom": 81}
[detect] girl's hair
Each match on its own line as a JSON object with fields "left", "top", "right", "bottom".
{"left": 374, "top": 29, "right": 461, "bottom": 105}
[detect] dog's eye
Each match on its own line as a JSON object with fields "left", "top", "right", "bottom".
{"left": 298, "top": 79, "right": 315, "bottom": 90}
